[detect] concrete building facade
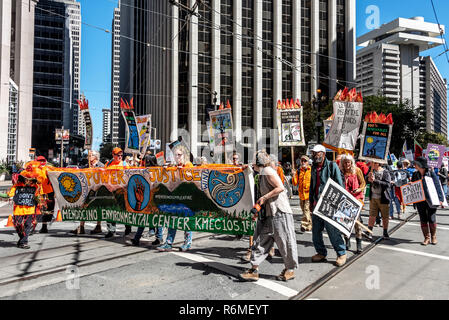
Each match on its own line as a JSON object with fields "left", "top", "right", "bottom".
{"left": 0, "top": 0, "right": 37, "bottom": 163}
{"left": 111, "top": 2, "right": 120, "bottom": 146}
{"left": 32, "top": 0, "right": 81, "bottom": 158}
{"left": 102, "top": 108, "right": 111, "bottom": 144}
{"left": 356, "top": 16, "right": 448, "bottom": 137}
{"left": 120, "top": 0, "right": 356, "bottom": 161}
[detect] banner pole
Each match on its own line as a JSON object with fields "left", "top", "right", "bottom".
{"left": 291, "top": 146, "right": 295, "bottom": 171}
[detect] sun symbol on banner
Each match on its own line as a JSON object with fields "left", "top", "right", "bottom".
{"left": 367, "top": 137, "right": 374, "bottom": 144}
{"left": 58, "top": 173, "right": 82, "bottom": 203}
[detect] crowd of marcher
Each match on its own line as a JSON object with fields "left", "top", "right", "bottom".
{"left": 4, "top": 144, "right": 447, "bottom": 283}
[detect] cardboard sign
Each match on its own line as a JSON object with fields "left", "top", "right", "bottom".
{"left": 155, "top": 152, "right": 165, "bottom": 166}
{"left": 359, "top": 122, "right": 393, "bottom": 164}
{"left": 81, "top": 109, "right": 93, "bottom": 150}
{"left": 400, "top": 180, "right": 426, "bottom": 205}
{"left": 135, "top": 115, "right": 152, "bottom": 156}
{"left": 121, "top": 110, "right": 140, "bottom": 154}
{"left": 323, "top": 101, "right": 363, "bottom": 152}
{"left": 312, "top": 179, "right": 363, "bottom": 238}
{"left": 426, "top": 144, "right": 445, "bottom": 169}
{"left": 13, "top": 186, "right": 37, "bottom": 207}
{"left": 166, "top": 143, "right": 174, "bottom": 164}
{"left": 209, "top": 109, "right": 234, "bottom": 154}
{"left": 48, "top": 166, "right": 255, "bottom": 236}
{"left": 277, "top": 108, "right": 305, "bottom": 147}
{"left": 424, "top": 176, "right": 443, "bottom": 207}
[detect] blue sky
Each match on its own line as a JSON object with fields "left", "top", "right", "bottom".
{"left": 79, "top": 0, "right": 449, "bottom": 151}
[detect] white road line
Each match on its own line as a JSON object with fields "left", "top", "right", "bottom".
{"left": 377, "top": 245, "right": 449, "bottom": 261}
{"left": 0, "top": 218, "right": 8, "bottom": 229}
{"left": 403, "top": 222, "right": 449, "bottom": 231}
{"left": 171, "top": 251, "right": 298, "bottom": 298}
{"left": 0, "top": 202, "right": 8, "bottom": 208}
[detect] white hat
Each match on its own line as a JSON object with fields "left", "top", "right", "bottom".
{"left": 312, "top": 144, "right": 326, "bottom": 153}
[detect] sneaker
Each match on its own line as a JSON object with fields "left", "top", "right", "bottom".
{"left": 148, "top": 229, "right": 156, "bottom": 237}
{"left": 300, "top": 226, "right": 306, "bottom": 232}
{"left": 180, "top": 243, "right": 191, "bottom": 252}
{"left": 105, "top": 231, "right": 115, "bottom": 238}
{"left": 383, "top": 230, "right": 390, "bottom": 240}
{"left": 277, "top": 269, "right": 295, "bottom": 281}
{"left": 241, "top": 249, "right": 252, "bottom": 263}
{"left": 311, "top": 254, "right": 327, "bottom": 263}
{"left": 151, "top": 238, "right": 161, "bottom": 246}
{"left": 130, "top": 239, "right": 140, "bottom": 246}
{"left": 239, "top": 268, "right": 259, "bottom": 282}
{"left": 157, "top": 243, "right": 172, "bottom": 252}
{"left": 18, "top": 243, "right": 30, "bottom": 249}
{"left": 335, "top": 254, "right": 347, "bottom": 267}
{"left": 90, "top": 225, "right": 102, "bottom": 234}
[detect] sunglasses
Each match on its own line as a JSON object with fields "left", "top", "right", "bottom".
{"left": 114, "top": 153, "right": 123, "bottom": 157}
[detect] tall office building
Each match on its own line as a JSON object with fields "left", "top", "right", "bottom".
{"left": 120, "top": 0, "right": 356, "bottom": 160}
{"left": 356, "top": 17, "right": 447, "bottom": 137}
{"left": 0, "top": 0, "right": 37, "bottom": 163}
{"left": 102, "top": 108, "right": 111, "bottom": 144}
{"left": 32, "top": 0, "right": 81, "bottom": 158}
{"left": 111, "top": 2, "right": 121, "bottom": 146}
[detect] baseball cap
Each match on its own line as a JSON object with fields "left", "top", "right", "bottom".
{"left": 312, "top": 145, "right": 326, "bottom": 153}
{"left": 36, "top": 156, "right": 46, "bottom": 162}
{"left": 112, "top": 147, "right": 123, "bottom": 155}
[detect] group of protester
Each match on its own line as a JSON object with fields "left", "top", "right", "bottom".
{"left": 5, "top": 144, "right": 447, "bottom": 284}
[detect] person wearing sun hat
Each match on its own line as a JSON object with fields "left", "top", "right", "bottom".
{"left": 412, "top": 156, "right": 445, "bottom": 245}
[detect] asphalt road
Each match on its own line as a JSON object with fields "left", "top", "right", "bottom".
{"left": 0, "top": 196, "right": 447, "bottom": 300}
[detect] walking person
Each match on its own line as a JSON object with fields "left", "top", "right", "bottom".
{"left": 366, "top": 161, "right": 392, "bottom": 240}
{"left": 239, "top": 150, "right": 298, "bottom": 282}
{"left": 308, "top": 145, "right": 347, "bottom": 267}
{"left": 157, "top": 144, "right": 194, "bottom": 252}
{"left": 339, "top": 154, "right": 366, "bottom": 254}
{"left": 412, "top": 157, "right": 445, "bottom": 245}
{"left": 70, "top": 151, "right": 104, "bottom": 235}
{"left": 8, "top": 172, "right": 43, "bottom": 249}
{"left": 105, "top": 148, "right": 131, "bottom": 238}
{"left": 292, "top": 155, "right": 312, "bottom": 232}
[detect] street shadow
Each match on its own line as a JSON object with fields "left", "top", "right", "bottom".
{"left": 0, "top": 240, "right": 18, "bottom": 248}
{"left": 381, "top": 237, "right": 422, "bottom": 245}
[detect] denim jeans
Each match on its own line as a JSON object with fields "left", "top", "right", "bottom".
{"left": 443, "top": 184, "right": 448, "bottom": 198}
{"left": 389, "top": 188, "right": 401, "bottom": 217}
{"left": 312, "top": 214, "right": 346, "bottom": 257}
{"left": 166, "top": 228, "right": 192, "bottom": 246}
{"left": 134, "top": 227, "right": 163, "bottom": 241}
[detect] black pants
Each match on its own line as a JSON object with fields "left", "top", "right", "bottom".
{"left": 416, "top": 202, "right": 437, "bottom": 224}
{"left": 13, "top": 215, "right": 36, "bottom": 245}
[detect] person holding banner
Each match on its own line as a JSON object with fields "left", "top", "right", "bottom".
{"left": 70, "top": 151, "right": 104, "bottom": 235}
{"left": 308, "top": 145, "right": 347, "bottom": 267}
{"left": 366, "top": 162, "right": 392, "bottom": 240}
{"left": 105, "top": 148, "right": 132, "bottom": 238}
{"left": 339, "top": 154, "right": 366, "bottom": 254}
{"left": 239, "top": 151, "right": 298, "bottom": 282}
{"left": 412, "top": 157, "right": 445, "bottom": 246}
{"left": 157, "top": 144, "right": 194, "bottom": 252}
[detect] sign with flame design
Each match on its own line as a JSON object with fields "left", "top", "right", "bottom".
{"left": 47, "top": 165, "right": 256, "bottom": 235}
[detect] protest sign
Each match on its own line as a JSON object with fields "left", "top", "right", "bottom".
{"left": 400, "top": 180, "right": 425, "bottom": 205}
{"left": 359, "top": 122, "right": 393, "bottom": 164}
{"left": 209, "top": 109, "right": 234, "bottom": 154}
{"left": 155, "top": 152, "right": 165, "bottom": 166}
{"left": 426, "top": 144, "right": 445, "bottom": 169}
{"left": 424, "top": 176, "right": 443, "bottom": 207}
{"left": 135, "top": 115, "right": 151, "bottom": 156}
{"left": 312, "top": 179, "right": 363, "bottom": 238}
{"left": 405, "top": 150, "right": 414, "bottom": 162}
{"left": 47, "top": 165, "right": 256, "bottom": 236}
{"left": 120, "top": 98, "right": 140, "bottom": 154}
{"left": 391, "top": 169, "right": 409, "bottom": 187}
{"left": 323, "top": 88, "right": 363, "bottom": 152}
{"left": 166, "top": 143, "right": 174, "bottom": 163}
{"left": 77, "top": 99, "right": 93, "bottom": 150}
{"left": 276, "top": 99, "right": 305, "bottom": 147}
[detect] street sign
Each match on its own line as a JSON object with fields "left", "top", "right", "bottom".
{"left": 55, "top": 129, "right": 70, "bottom": 141}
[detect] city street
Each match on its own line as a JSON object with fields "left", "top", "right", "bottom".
{"left": 1, "top": 194, "right": 447, "bottom": 300}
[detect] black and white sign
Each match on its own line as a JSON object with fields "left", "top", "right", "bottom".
{"left": 13, "top": 186, "right": 37, "bottom": 207}
{"left": 391, "top": 169, "right": 409, "bottom": 187}
{"left": 312, "top": 179, "right": 363, "bottom": 238}
{"left": 400, "top": 180, "right": 425, "bottom": 205}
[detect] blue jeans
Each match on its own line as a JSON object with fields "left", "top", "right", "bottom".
{"left": 389, "top": 188, "right": 401, "bottom": 217}
{"left": 312, "top": 214, "right": 346, "bottom": 257}
{"left": 134, "top": 227, "right": 163, "bottom": 241}
{"left": 443, "top": 184, "right": 447, "bottom": 198}
{"left": 166, "top": 228, "right": 192, "bottom": 246}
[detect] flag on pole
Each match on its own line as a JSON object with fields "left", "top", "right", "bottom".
{"left": 402, "top": 141, "right": 408, "bottom": 157}
{"left": 414, "top": 140, "right": 423, "bottom": 159}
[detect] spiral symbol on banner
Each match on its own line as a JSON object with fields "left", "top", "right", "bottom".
{"left": 208, "top": 171, "right": 245, "bottom": 208}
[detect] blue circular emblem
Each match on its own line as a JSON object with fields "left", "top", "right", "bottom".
{"left": 127, "top": 174, "right": 150, "bottom": 211}
{"left": 58, "top": 173, "right": 82, "bottom": 203}
{"left": 208, "top": 171, "right": 245, "bottom": 208}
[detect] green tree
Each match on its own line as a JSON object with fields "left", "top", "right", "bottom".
{"left": 416, "top": 131, "right": 449, "bottom": 148}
